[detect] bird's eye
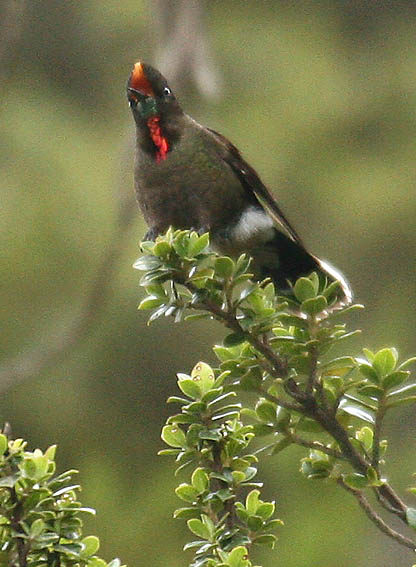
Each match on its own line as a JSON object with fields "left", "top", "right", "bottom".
{"left": 163, "top": 87, "right": 172, "bottom": 96}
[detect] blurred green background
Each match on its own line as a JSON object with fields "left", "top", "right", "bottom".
{"left": 1, "top": 1, "right": 416, "bottom": 565}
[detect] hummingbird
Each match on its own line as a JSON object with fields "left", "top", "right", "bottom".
{"left": 127, "top": 62, "right": 351, "bottom": 304}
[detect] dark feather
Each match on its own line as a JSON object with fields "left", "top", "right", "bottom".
{"left": 206, "top": 127, "right": 303, "bottom": 245}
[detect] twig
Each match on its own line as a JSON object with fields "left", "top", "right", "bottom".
{"left": 9, "top": 487, "right": 29, "bottom": 566}
{"left": 306, "top": 322, "right": 318, "bottom": 394}
{"left": 372, "top": 398, "right": 386, "bottom": 470}
{"left": 287, "top": 432, "right": 343, "bottom": 460}
{"left": 261, "top": 390, "right": 305, "bottom": 414}
{"left": 152, "top": 0, "right": 222, "bottom": 99}
{"left": 338, "top": 478, "right": 416, "bottom": 550}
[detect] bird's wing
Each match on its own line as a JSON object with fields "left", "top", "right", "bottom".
{"left": 206, "top": 127, "right": 303, "bottom": 245}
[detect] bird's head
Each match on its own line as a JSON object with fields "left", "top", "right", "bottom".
{"left": 127, "top": 62, "right": 180, "bottom": 121}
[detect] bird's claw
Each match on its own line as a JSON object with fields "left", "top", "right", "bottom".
{"left": 143, "top": 227, "right": 159, "bottom": 242}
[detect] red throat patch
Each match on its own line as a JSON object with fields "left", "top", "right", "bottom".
{"left": 129, "top": 62, "right": 154, "bottom": 97}
{"left": 147, "top": 116, "right": 169, "bottom": 162}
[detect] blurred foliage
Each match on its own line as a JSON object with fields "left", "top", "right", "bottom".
{"left": 0, "top": 433, "right": 125, "bottom": 567}
{"left": 2, "top": 1, "right": 416, "bottom": 566}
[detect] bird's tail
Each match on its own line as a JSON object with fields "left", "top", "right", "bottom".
{"left": 249, "top": 228, "right": 352, "bottom": 306}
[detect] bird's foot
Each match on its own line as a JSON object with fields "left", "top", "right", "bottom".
{"left": 189, "top": 225, "right": 210, "bottom": 236}
{"left": 143, "top": 227, "right": 159, "bottom": 242}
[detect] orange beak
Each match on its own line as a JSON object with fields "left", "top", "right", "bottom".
{"left": 128, "top": 62, "right": 154, "bottom": 97}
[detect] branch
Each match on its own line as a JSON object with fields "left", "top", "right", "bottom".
{"left": 338, "top": 478, "right": 416, "bottom": 551}
{"left": 287, "top": 432, "right": 343, "bottom": 460}
{"left": 372, "top": 398, "right": 387, "bottom": 470}
{"left": 152, "top": 0, "right": 222, "bottom": 98}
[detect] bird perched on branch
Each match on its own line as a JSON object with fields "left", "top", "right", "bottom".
{"left": 127, "top": 61, "right": 351, "bottom": 304}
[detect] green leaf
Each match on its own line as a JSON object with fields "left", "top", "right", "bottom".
{"left": 322, "top": 279, "right": 342, "bottom": 300}
{"left": 255, "top": 399, "right": 277, "bottom": 423}
{"left": 0, "top": 476, "right": 15, "bottom": 487}
{"left": 366, "top": 466, "right": 382, "bottom": 487}
{"left": 133, "top": 255, "right": 162, "bottom": 271}
{"left": 231, "top": 471, "right": 247, "bottom": 485}
{"left": 223, "top": 333, "right": 247, "bottom": 347}
{"left": 191, "top": 468, "right": 209, "bottom": 493}
{"left": 187, "top": 518, "right": 211, "bottom": 540}
{"left": 357, "top": 385, "right": 384, "bottom": 399}
{"left": 356, "top": 426, "right": 373, "bottom": 452}
{"left": 238, "top": 368, "right": 263, "bottom": 391}
{"left": 256, "top": 501, "right": 275, "bottom": 520}
{"left": 44, "top": 444, "right": 57, "bottom": 460}
{"left": 373, "top": 348, "right": 398, "bottom": 377}
{"left": 245, "top": 490, "right": 260, "bottom": 515}
{"left": 147, "top": 304, "right": 169, "bottom": 322}
{"left": 272, "top": 326, "right": 293, "bottom": 338}
{"left": 300, "top": 458, "right": 332, "bottom": 479}
{"left": 158, "top": 448, "right": 180, "bottom": 456}
{"left": 138, "top": 296, "right": 164, "bottom": 310}
{"left": 190, "top": 362, "right": 215, "bottom": 395}
{"left": 243, "top": 466, "right": 258, "bottom": 482}
{"left": 81, "top": 536, "right": 100, "bottom": 557}
{"left": 87, "top": 558, "right": 107, "bottom": 567}
{"left": 153, "top": 240, "right": 172, "bottom": 258}
{"left": 177, "top": 378, "right": 202, "bottom": 400}
{"left": 265, "top": 518, "right": 284, "bottom": 530}
{"left": 338, "top": 401, "right": 375, "bottom": 424}
{"left": 161, "top": 425, "right": 186, "bottom": 448}
{"left": 382, "top": 371, "right": 409, "bottom": 390}
{"left": 247, "top": 515, "right": 263, "bottom": 531}
{"left": 386, "top": 396, "right": 416, "bottom": 409}
{"left": 188, "top": 233, "right": 210, "bottom": 256}
{"left": 406, "top": 507, "right": 416, "bottom": 530}
{"left": 275, "top": 407, "right": 291, "bottom": 430}
{"left": 29, "top": 518, "right": 45, "bottom": 538}
{"left": 293, "top": 277, "right": 317, "bottom": 302}
{"left": 167, "top": 395, "right": 190, "bottom": 404}
{"left": 388, "top": 383, "right": 416, "bottom": 398}
{"left": 213, "top": 345, "right": 239, "bottom": 362}
{"left": 358, "top": 362, "right": 380, "bottom": 384}
{"left": 251, "top": 423, "right": 275, "bottom": 437}
{"left": 343, "top": 473, "right": 368, "bottom": 490}
{"left": 295, "top": 417, "right": 325, "bottom": 433}
{"left": 362, "top": 348, "right": 375, "bottom": 362}
{"left": 301, "top": 295, "right": 328, "bottom": 315}
{"left": 54, "top": 543, "right": 83, "bottom": 558}
{"left": 199, "top": 429, "right": 222, "bottom": 441}
{"left": 0, "top": 434, "right": 7, "bottom": 455}
{"left": 270, "top": 436, "right": 293, "bottom": 455}
{"left": 35, "top": 532, "right": 60, "bottom": 545}
{"left": 173, "top": 507, "right": 200, "bottom": 520}
{"left": 175, "top": 483, "right": 199, "bottom": 503}
{"left": 20, "top": 455, "right": 49, "bottom": 481}
{"left": 398, "top": 356, "right": 416, "bottom": 370}
{"left": 227, "top": 546, "right": 249, "bottom": 567}
{"left": 252, "top": 534, "right": 277, "bottom": 547}
{"left": 235, "top": 254, "right": 251, "bottom": 276}
{"left": 322, "top": 356, "right": 356, "bottom": 371}
{"left": 214, "top": 256, "right": 235, "bottom": 279}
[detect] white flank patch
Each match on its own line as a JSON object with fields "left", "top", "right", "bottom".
{"left": 318, "top": 258, "right": 353, "bottom": 304}
{"left": 232, "top": 207, "right": 274, "bottom": 243}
